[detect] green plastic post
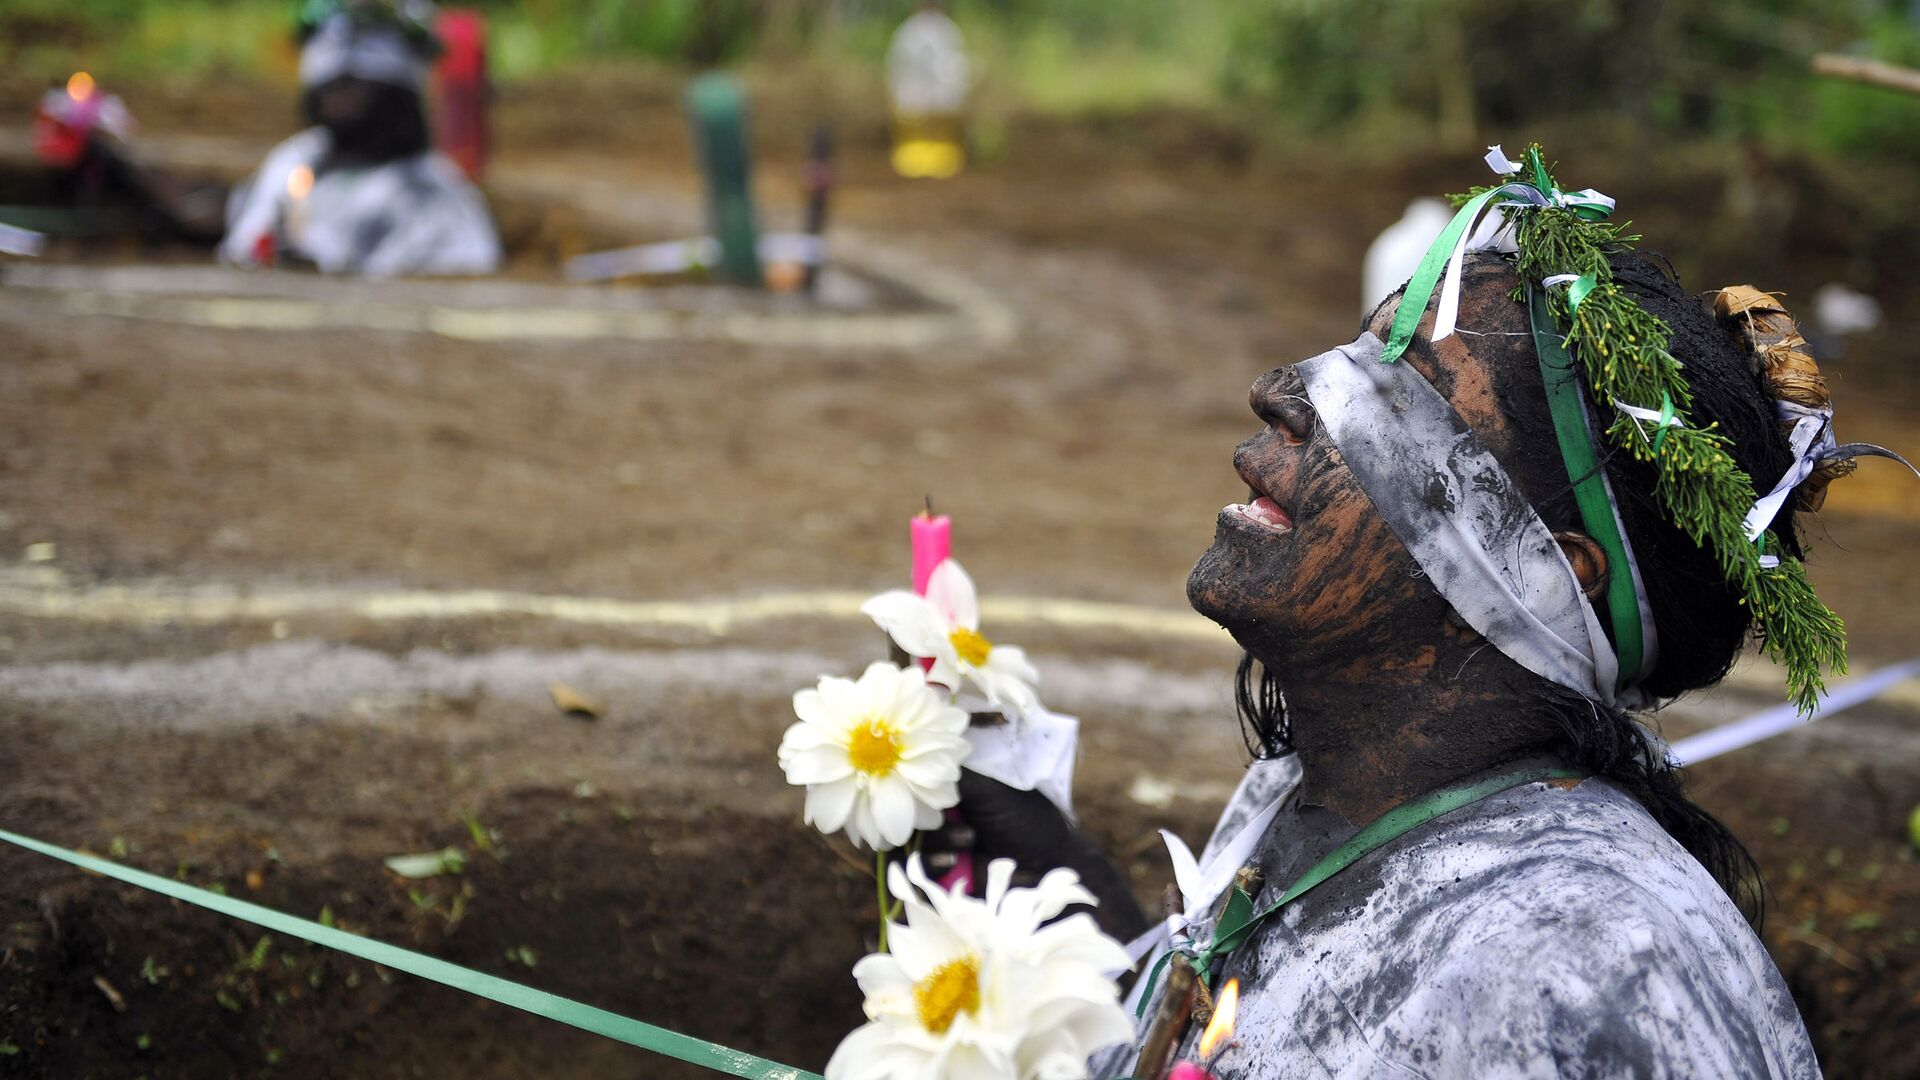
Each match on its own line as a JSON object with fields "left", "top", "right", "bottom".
{"left": 685, "top": 73, "right": 762, "bottom": 286}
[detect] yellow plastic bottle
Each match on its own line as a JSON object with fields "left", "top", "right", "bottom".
{"left": 887, "top": 6, "right": 969, "bottom": 179}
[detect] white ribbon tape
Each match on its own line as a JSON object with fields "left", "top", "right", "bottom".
{"left": 1743, "top": 401, "right": 1834, "bottom": 543}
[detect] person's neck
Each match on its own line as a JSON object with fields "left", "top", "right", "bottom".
{"left": 1274, "top": 653, "right": 1545, "bottom": 826}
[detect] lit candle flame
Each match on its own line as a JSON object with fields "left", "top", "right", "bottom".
{"left": 286, "top": 165, "right": 315, "bottom": 201}
{"left": 67, "top": 72, "right": 96, "bottom": 102}
{"left": 1197, "top": 978, "right": 1239, "bottom": 1060}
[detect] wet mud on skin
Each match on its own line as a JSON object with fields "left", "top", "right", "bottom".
{"left": 1, "top": 78, "right": 1919, "bottom": 1077}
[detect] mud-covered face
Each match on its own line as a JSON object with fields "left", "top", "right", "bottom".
{"left": 1187, "top": 279, "right": 1530, "bottom": 675}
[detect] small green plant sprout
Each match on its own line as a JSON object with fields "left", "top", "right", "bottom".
{"left": 463, "top": 813, "right": 508, "bottom": 860}
{"left": 139, "top": 956, "right": 169, "bottom": 984}
{"left": 242, "top": 935, "right": 272, "bottom": 972}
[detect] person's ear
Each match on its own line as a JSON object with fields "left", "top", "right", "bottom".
{"left": 1554, "top": 531, "right": 1610, "bottom": 600}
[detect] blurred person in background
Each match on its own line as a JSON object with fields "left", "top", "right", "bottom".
{"left": 220, "top": 0, "right": 500, "bottom": 277}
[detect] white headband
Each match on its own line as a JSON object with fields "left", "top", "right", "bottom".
{"left": 300, "top": 16, "right": 427, "bottom": 92}
{"left": 1295, "top": 332, "right": 1630, "bottom": 706}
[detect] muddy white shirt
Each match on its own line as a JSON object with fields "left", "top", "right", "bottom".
{"left": 1097, "top": 761, "right": 1820, "bottom": 1079}
{"left": 220, "top": 128, "right": 501, "bottom": 278}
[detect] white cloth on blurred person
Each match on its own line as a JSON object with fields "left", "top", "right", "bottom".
{"left": 220, "top": 128, "right": 500, "bottom": 277}
{"left": 219, "top": 9, "right": 500, "bottom": 277}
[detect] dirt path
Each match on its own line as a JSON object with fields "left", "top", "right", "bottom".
{"left": 2, "top": 93, "right": 1917, "bottom": 1077}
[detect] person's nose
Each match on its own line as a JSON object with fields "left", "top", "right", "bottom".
{"left": 1250, "top": 367, "right": 1311, "bottom": 444}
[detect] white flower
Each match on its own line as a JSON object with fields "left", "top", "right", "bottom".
{"left": 779, "top": 662, "right": 971, "bottom": 850}
{"left": 861, "top": 560, "right": 1041, "bottom": 715}
{"left": 827, "top": 856, "right": 1135, "bottom": 1080}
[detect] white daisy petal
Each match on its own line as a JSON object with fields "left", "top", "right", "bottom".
{"left": 985, "top": 643, "right": 1040, "bottom": 687}
{"left": 804, "top": 780, "right": 858, "bottom": 834}
{"left": 894, "top": 752, "right": 963, "bottom": 792}
{"left": 867, "top": 778, "right": 919, "bottom": 848}
{"left": 861, "top": 591, "right": 951, "bottom": 657}
{"left": 832, "top": 855, "right": 1133, "bottom": 1078}
{"left": 791, "top": 686, "right": 830, "bottom": 727}
{"left": 851, "top": 953, "right": 911, "bottom": 996}
{"left": 782, "top": 746, "right": 855, "bottom": 785}
{"left": 844, "top": 796, "right": 883, "bottom": 851}
{"left": 925, "top": 559, "right": 980, "bottom": 630}
{"left": 927, "top": 655, "right": 966, "bottom": 695}
{"left": 1024, "top": 866, "right": 1098, "bottom": 921}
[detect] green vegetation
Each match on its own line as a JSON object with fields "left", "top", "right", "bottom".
{"left": 3, "top": 0, "right": 1916, "bottom": 161}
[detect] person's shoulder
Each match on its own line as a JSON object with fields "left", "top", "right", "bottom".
{"left": 1386, "top": 779, "right": 1818, "bottom": 1078}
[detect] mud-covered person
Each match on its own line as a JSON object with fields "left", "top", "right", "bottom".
{"left": 944, "top": 251, "right": 1846, "bottom": 1078}
{"left": 220, "top": 0, "right": 500, "bottom": 277}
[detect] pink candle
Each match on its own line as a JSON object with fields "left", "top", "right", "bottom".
{"left": 1166, "top": 1064, "right": 1216, "bottom": 1080}
{"left": 911, "top": 507, "right": 973, "bottom": 893}
{"left": 911, "top": 511, "right": 951, "bottom": 596}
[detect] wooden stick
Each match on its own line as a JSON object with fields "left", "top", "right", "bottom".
{"left": 1133, "top": 955, "right": 1198, "bottom": 1080}
{"left": 1812, "top": 53, "right": 1920, "bottom": 97}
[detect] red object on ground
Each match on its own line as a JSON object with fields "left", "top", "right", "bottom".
{"left": 434, "top": 9, "right": 490, "bottom": 180}
{"left": 1166, "top": 1064, "right": 1217, "bottom": 1080}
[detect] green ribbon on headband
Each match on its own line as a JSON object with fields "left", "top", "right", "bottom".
{"left": 1382, "top": 184, "right": 1512, "bottom": 364}
{"left": 0, "top": 827, "right": 823, "bottom": 1080}
{"left": 1529, "top": 285, "right": 1645, "bottom": 689}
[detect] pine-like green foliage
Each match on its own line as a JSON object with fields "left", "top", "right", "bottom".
{"left": 1463, "top": 145, "right": 1846, "bottom": 715}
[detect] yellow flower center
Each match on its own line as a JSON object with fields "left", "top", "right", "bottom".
{"left": 846, "top": 718, "right": 903, "bottom": 776}
{"left": 913, "top": 955, "right": 981, "bottom": 1035}
{"left": 948, "top": 626, "right": 992, "bottom": 667}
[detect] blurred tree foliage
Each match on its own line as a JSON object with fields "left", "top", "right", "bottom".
{"left": 4, "top": 0, "right": 1916, "bottom": 160}
{"left": 1212, "top": 0, "right": 1920, "bottom": 160}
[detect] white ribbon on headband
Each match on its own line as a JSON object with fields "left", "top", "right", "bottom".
{"left": 1745, "top": 401, "right": 1835, "bottom": 569}
{"left": 1615, "top": 400, "right": 1687, "bottom": 429}
{"left": 1297, "top": 332, "right": 1623, "bottom": 705}
{"left": 1429, "top": 148, "right": 1616, "bottom": 348}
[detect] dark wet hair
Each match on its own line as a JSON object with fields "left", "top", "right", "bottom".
{"left": 1238, "top": 250, "right": 1785, "bottom": 924}
{"left": 301, "top": 76, "right": 430, "bottom": 169}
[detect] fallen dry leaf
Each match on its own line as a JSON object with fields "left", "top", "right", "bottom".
{"left": 548, "top": 682, "right": 602, "bottom": 720}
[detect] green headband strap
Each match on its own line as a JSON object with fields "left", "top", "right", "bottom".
{"left": 1529, "top": 284, "right": 1648, "bottom": 689}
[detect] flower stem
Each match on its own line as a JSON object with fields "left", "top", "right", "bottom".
{"left": 875, "top": 848, "right": 891, "bottom": 952}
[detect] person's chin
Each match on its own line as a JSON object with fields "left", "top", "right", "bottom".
{"left": 1188, "top": 526, "right": 1272, "bottom": 628}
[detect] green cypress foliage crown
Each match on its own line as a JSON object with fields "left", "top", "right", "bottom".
{"left": 1456, "top": 145, "right": 1845, "bottom": 715}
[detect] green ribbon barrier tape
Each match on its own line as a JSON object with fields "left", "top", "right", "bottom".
{"left": 0, "top": 827, "right": 822, "bottom": 1080}
{"left": 1529, "top": 285, "right": 1645, "bottom": 689}
{"left": 1136, "top": 764, "right": 1584, "bottom": 1012}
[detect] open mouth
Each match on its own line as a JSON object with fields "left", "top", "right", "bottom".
{"left": 1226, "top": 487, "right": 1294, "bottom": 534}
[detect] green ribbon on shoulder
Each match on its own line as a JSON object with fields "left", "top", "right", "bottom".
{"left": 1135, "top": 764, "right": 1584, "bottom": 1015}
{"left": 0, "top": 827, "right": 822, "bottom": 1080}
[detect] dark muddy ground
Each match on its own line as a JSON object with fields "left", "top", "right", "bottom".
{"left": 0, "top": 71, "right": 1917, "bottom": 1078}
